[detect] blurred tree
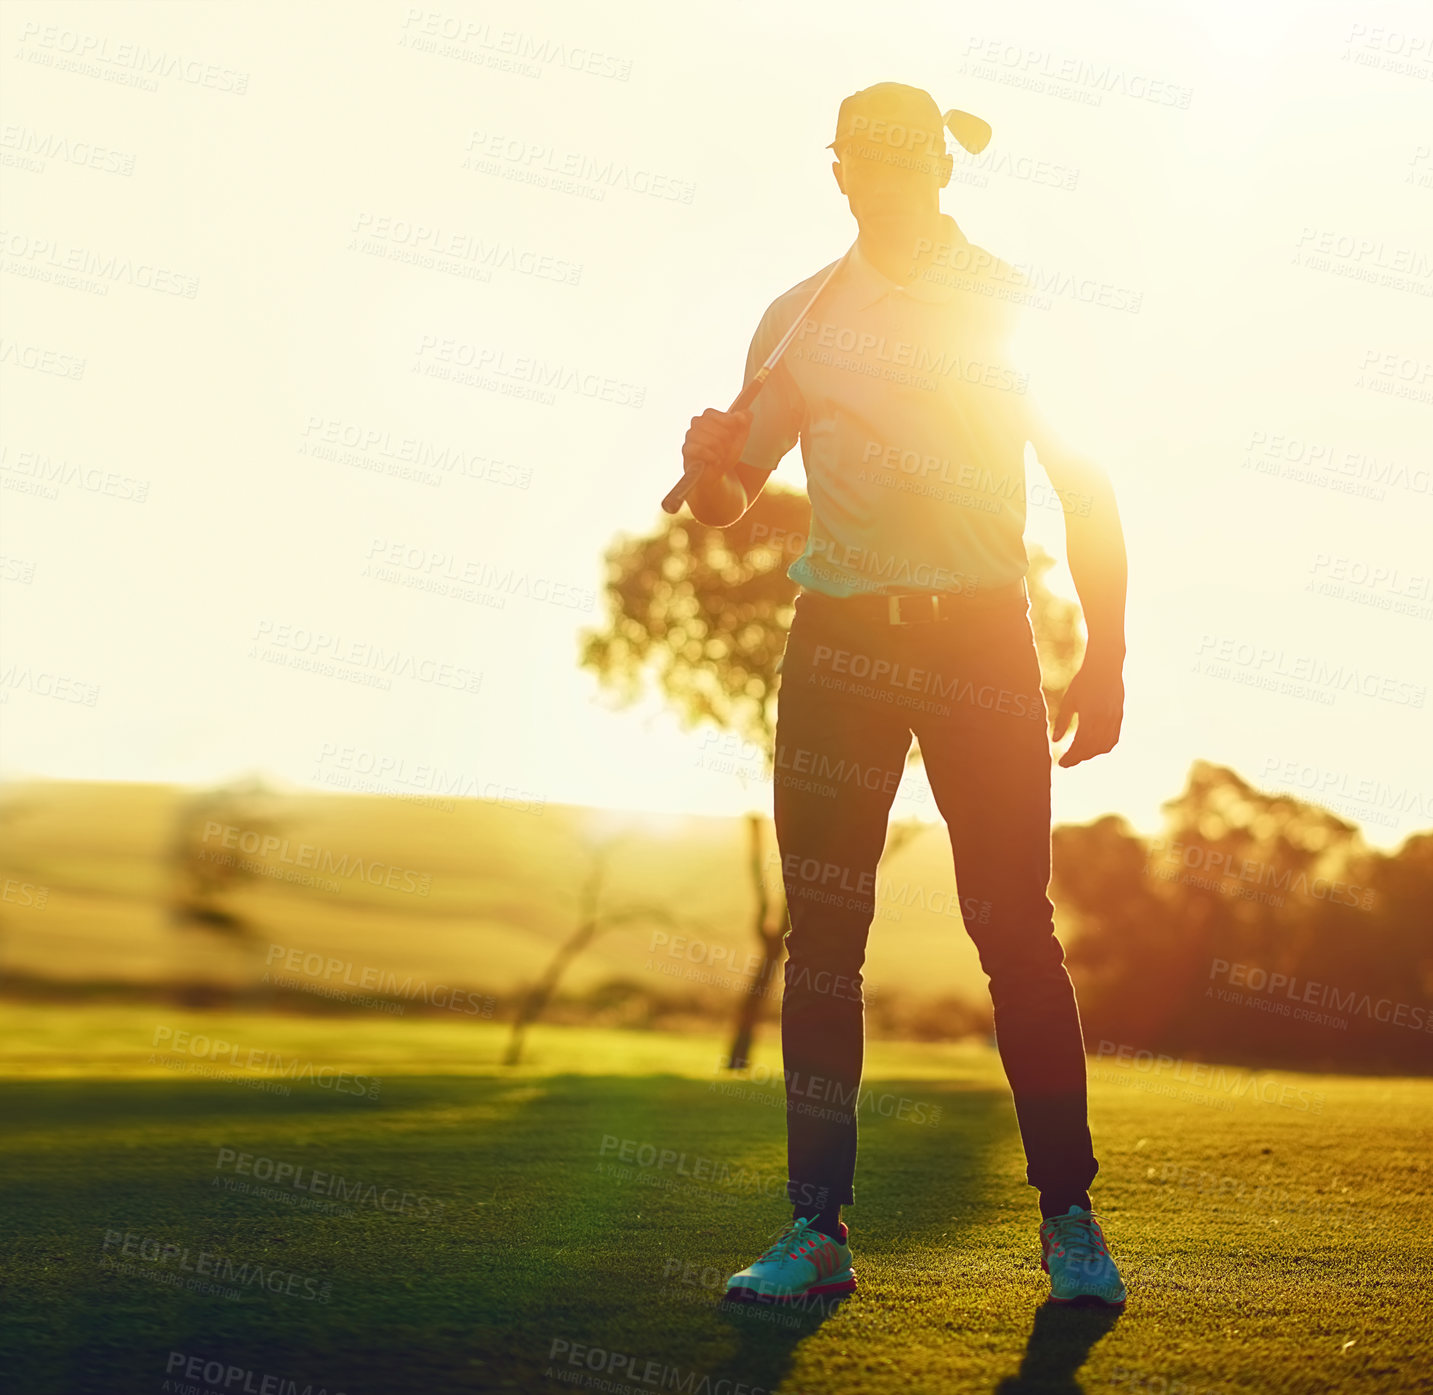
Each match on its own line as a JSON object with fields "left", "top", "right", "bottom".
{"left": 581, "top": 486, "right": 1078, "bottom": 1065}
{"left": 503, "top": 826, "right": 706, "bottom": 1065}
{"left": 581, "top": 484, "right": 809, "bottom": 755}
{"left": 165, "top": 775, "right": 282, "bottom": 1001}
{"left": 1051, "top": 813, "right": 1170, "bottom": 1046}
{"left": 0, "top": 789, "right": 43, "bottom": 979}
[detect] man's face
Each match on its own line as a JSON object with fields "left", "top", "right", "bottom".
{"left": 831, "top": 127, "right": 950, "bottom": 224}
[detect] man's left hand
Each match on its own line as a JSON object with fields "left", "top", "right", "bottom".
{"left": 1051, "top": 657, "right": 1124, "bottom": 768}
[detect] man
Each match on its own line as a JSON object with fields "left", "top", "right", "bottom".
{"left": 679, "top": 83, "right": 1129, "bottom": 1309}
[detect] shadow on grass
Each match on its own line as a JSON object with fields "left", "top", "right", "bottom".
{"left": 994, "top": 1303, "right": 1122, "bottom": 1394}
{"left": 2, "top": 1069, "right": 1023, "bottom": 1395}
{"left": 687, "top": 1289, "right": 854, "bottom": 1389}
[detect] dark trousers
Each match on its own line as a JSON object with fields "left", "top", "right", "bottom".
{"left": 773, "top": 582, "right": 1098, "bottom": 1215}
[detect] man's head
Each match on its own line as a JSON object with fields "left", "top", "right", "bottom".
{"left": 828, "top": 83, "right": 990, "bottom": 227}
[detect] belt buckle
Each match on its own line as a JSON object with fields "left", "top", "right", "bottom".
{"left": 888, "top": 593, "right": 940, "bottom": 626}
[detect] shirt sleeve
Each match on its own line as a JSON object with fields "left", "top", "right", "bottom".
{"left": 736, "top": 299, "right": 806, "bottom": 475}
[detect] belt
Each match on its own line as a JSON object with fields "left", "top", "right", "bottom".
{"left": 798, "top": 580, "right": 1024, "bottom": 626}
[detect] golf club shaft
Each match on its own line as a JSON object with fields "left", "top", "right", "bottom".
{"left": 661, "top": 248, "right": 852, "bottom": 515}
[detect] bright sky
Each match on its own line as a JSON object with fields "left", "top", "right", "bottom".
{"left": 2, "top": 0, "right": 1430, "bottom": 848}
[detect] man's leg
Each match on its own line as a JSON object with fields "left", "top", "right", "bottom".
{"left": 910, "top": 596, "right": 1098, "bottom": 1216}
{"left": 773, "top": 600, "right": 913, "bottom": 1229}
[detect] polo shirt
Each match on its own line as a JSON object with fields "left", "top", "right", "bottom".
{"left": 738, "top": 213, "right": 1036, "bottom": 599}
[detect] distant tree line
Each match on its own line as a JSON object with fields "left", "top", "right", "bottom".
{"left": 1054, "top": 760, "right": 1432, "bottom": 1073}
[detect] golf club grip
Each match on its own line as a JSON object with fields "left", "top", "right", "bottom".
{"left": 660, "top": 375, "right": 766, "bottom": 515}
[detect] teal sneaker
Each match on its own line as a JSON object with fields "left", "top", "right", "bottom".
{"left": 724, "top": 1216, "right": 856, "bottom": 1304}
{"left": 1039, "top": 1205, "right": 1127, "bottom": 1308}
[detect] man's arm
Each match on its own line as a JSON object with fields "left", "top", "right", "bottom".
{"left": 1031, "top": 430, "right": 1128, "bottom": 767}
{"left": 682, "top": 297, "right": 805, "bottom": 526}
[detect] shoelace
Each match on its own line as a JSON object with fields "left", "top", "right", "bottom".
{"left": 757, "top": 1216, "right": 826, "bottom": 1265}
{"left": 1042, "top": 1213, "right": 1108, "bottom": 1266}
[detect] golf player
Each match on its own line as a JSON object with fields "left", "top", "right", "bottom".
{"left": 680, "top": 83, "right": 1129, "bottom": 1308}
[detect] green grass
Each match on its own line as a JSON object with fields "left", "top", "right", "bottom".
{"left": 1, "top": 1006, "right": 1429, "bottom": 1394}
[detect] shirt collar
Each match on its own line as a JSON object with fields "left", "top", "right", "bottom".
{"left": 845, "top": 214, "right": 969, "bottom": 309}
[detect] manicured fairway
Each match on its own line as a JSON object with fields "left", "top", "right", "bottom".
{"left": 1, "top": 1007, "right": 1429, "bottom": 1394}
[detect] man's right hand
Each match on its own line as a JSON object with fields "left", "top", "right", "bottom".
{"left": 683, "top": 407, "right": 753, "bottom": 477}
{"left": 682, "top": 407, "right": 754, "bottom": 524}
